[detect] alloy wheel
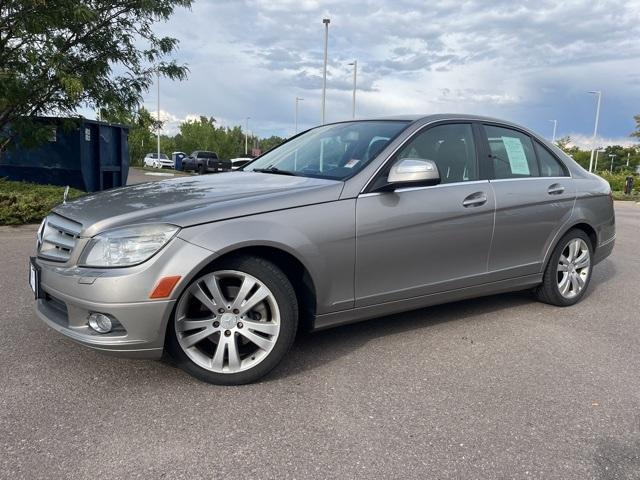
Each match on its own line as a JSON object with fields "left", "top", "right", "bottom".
{"left": 175, "top": 270, "right": 280, "bottom": 374}
{"left": 557, "top": 238, "right": 591, "bottom": 299}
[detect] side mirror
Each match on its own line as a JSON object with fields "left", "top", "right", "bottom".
{"left": 386, "top": 158, "right": 440, "bottom": 188}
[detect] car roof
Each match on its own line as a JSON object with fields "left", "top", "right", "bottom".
{"left": 325, "top": 113, "right": 545, "bottom": 139}
{"left": 331, "top": 113, "right": 523, "bottom": 125}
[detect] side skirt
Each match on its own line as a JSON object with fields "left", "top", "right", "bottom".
{"left": 312, "top": 274, "right": 542, "bottom": 331}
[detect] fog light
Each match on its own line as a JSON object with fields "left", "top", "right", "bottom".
{"left": 88, "top": 312, "right": 113, "bottom": 333}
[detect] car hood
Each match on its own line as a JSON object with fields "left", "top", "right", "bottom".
{"left": 54, "top": 172, "right": 344, "bottom": 237}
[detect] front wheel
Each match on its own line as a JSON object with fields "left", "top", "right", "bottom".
{"left": 167, "top": 256, "right": 298, "bottom": 385}
{"left": 535, "top": 229, "right": 593, "bottom": 306}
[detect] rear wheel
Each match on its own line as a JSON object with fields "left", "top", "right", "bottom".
{"left": 167, "top": 256, "right": 298, "bottom": 385}
{"left": 198, "top": 163, "right": 206, "bottom": 175}
{"left": 535, "top": 229, "right": 593, "bottom": 306}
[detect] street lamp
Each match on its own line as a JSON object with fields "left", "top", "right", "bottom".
{"left": 348, "top": 60, "right": 357, "bottom": 119}
{"left": 594, "top": 147, "right": 605, "bottom": 171}
{"left": 588, "top": 90, "right": 602, "bottom": 172}
{"left": 157, "top": 69, "right": 161, "bottom": 163}
{"left": 295, "top": 97, "right": 304, "bottom": 134}
{"left": 549, "top": 119, "right": 557, "bottom": 142}
{"left": 245, "top": 117, "right": 250, "bottom": 155}
{"left": 321, "top": 18, "right": 330, "bottom": 125}
{"left": 609, "top": 154, "right": 617, "bottom": 173}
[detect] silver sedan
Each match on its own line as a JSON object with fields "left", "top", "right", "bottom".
{"left": 30, "top": 114, "right": 615, "bottom": 384}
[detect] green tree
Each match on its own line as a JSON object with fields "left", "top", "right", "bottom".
{"left": 631, "top": 115, "right": 640, "bottom": 139}
{"left": 102, "top": 107, "right": 156, "bottom": 166}
{"left": 0, "top": 0, "right": 192, "bottom": 155}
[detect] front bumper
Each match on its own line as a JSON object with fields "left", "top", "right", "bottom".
{"left": 34, "top": 237, "right": 215, "bottom": 358}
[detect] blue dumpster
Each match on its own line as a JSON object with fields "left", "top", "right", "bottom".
{"left": 0, "top": 117, "right": 129, "bottom": 192}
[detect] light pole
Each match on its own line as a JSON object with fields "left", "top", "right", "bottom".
{"left": 295, "top": 97, "right": 304, "bottom": 134}
{"left": 348, "top": 60, "right": 357, "bottom": 119}
{"left": 321, "top": 18, "right": 330, "bottom": 124}
{"left": 609, "top": 154, "right": 617, "bottom": 173}
{"left": 588, "top": 90, "right": 602, "bottom": 172}
{"left": 549, "top": 119, "right": 557, "bottom": 142}
{"left": 594, "top": 148, "right": 605, "bottom": 171}
{"left": 244, "top": 117, "right": 250, "bottom": 155}
{"left": 157, "top": 70, "right": 161, "bottom": 162}
{"left": 627, "top": 152, "right": 631, "bottom": 167}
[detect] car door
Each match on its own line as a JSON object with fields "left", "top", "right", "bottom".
{"left": 479, "top": 123, "right": 576, "bottom": 279}
{"left": 355, "top": 122, "right": 496, "bottom": 307}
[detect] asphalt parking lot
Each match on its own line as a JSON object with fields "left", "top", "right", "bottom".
{"left": 1, "top": 203, "right": 638, "bottom": 479}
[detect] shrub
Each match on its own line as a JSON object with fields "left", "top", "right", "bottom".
{"left": 0, "top": 179, "right": 84, "bottom": 226}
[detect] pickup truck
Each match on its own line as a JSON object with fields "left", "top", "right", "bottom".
{"left": 182, "top": 151, "right": 231, "bottom": 174}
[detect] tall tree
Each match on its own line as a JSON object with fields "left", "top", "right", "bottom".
{"left": 0, "top": 0, "right": 192, "bottom": 154}
{"left": 631, "top": 114, "right": 640, "bottom": 139}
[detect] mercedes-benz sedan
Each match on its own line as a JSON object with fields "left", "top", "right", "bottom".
{"left": 30, "top": 114, "right": 615, "bottom": 385}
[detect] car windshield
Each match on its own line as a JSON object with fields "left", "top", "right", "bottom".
{"left": 244, "top": 120, "right": 410, "bottom": 180}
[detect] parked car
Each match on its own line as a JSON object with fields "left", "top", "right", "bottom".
{"left": 230, "top": 157, "right": 253, "bottom": 170}
{"left": 182, "top": 151, "right": 231, "bottom": 174}
{"left": 143, "top": 152, "right": 174, "bottom": 169}
{"left": 30, "top": 114, "right": 615, "bottom": 385}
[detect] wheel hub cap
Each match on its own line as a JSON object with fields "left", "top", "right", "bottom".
{"left": 220, "top": 312, "right": 238, "bottom": 330}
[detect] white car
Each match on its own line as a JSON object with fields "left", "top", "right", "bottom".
{"left": 229, "top": 157, "right": 253, "bottom": 170}
{"left": 143, "top": 153, "right": 174, "bottom": 169}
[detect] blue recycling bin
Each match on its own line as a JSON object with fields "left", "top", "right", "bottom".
{"left": 0, "top": 117, "right": 129, "bottom": 192}
{"left": 172, "top": 151, "right": 187, "bottom": 170}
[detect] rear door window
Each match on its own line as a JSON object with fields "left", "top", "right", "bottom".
{"left": 483, "top": 125, "right": 539, "bottom": 179}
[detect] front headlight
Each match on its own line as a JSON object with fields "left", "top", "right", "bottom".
{"left": 80, "top": 224, "right": 179, "bottom": 267}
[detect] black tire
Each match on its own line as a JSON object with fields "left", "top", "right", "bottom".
{"left": 197, "top": 163, "right": 206, "bottom": 175}
{"left": 535, "top": 229, "right": 593, "bottom": 306}
{"left": 167, "top": 256, "right": 299, "bottom": 385}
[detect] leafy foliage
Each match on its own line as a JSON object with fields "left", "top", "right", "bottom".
{"left": 0, "top": 0, "right": 192, "bottom": 154}
{"left": 554, "top": 137, "right": 639, "bottom": 173}
{"left": 0, "top": 178, "right": 84, "bottom": 225}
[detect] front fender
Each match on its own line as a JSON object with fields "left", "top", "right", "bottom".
{"left": 177, "top": 200, "right": 356, "bottom": 314}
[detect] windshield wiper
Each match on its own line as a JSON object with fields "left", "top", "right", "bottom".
{"left": 252, "top": 167, "right": 298, "bottom": 176}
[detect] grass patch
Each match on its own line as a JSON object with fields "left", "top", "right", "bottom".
{"left": 612, "top": 191, "right": 640, "bottom": 202}
{"left": 0, "top": 179, "right": 85, "bottom": 226}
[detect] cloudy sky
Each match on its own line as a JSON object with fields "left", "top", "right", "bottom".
{"left": 141, "top": 0, "right": 640, "bottom": 147}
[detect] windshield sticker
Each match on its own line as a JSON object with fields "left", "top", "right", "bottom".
{"left": 501, "top": 136, "right": 530, "bottom": 175}
{"left": 344, "top": 158, "right": 360, "bottom": 168}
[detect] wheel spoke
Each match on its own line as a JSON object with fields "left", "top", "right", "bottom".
{"left": 227, "top": 335, "right": 241, "bottom": 370}
{"left": 239, "top": 286, "right": 270, "bottom": 315}
{"left": 557, "top": 263, "right": 569, "bottom": 272}
{"left": 242, "top": 319, "right": 279, "bottom": 335}
{"left": 575, "top": 273, "right": 586, "bottom": 288}
{"left": 574, "top": 252, "right": 590, "bottom": 269}
{"left": 192, "top": 283, "right": 218, "bottom": 314}
{"left": 182, "top": 326, "right": 216, "bottom": 348}
{"left": 177, "top": 318, "right": 214, "bottom": 332}
{"left": 239, "top": 329, "right": 275, "bottom": 351}
{"left": 568, "top": 240, "right": 578, "bottom": 261}
{"left": 211, "top": 337, "right": 226, "bottom": 370}
{"left": 559, "top": 273, "right": 571, "bottom": 295}
{"left": 569, "top": 273, "right": 579, "bottom": 293}
{"left": 203, "top": 274, "right": 227, "bottom": 308}
{"left": 231, "top": 276, "right": 257, "bottom": 310}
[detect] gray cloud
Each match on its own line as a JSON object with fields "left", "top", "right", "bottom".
{"left": 143, "top": 0, "right": 640, "bottom": 141}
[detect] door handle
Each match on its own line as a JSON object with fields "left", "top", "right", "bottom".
{"left": 462, "top": 191, "right": 488, "bottom": 207}
{"left": 547, "top": 183, "right": 565, "bottom": 195}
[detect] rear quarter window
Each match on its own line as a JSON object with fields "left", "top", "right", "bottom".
{"left": 535, "top": 141, "right": 569, "bottom": 177}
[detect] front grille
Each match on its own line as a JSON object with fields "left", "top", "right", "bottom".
{"left": 37, "top": 213, "right": 82, "bottom": 262}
